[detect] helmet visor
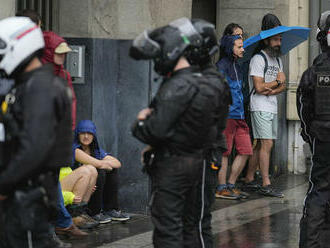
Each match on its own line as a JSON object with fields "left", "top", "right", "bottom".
{"left": 130, "top": 30, "right": 160, "bottom": 60}
{"left": 0, "top": 38, "right": 7, "bottom": 63}
{"left": 169, "top": 17, "right": 202, "bottom": 47}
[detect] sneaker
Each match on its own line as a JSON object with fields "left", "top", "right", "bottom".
{"left": 72, "top": 214, "right": 99, "bottom": 229}
{"left": 215, "top": 188, "right": 240, "bottom": 200}
{"left": 231, "top": 187, "right": 249, "bottom": 199}
{"left": 104, "top": 209, "right": 130, "bottom": 221}
{"left": 93, "top": 213, "right": 112, "bottom": 224}
{"left": 241, "top": 180, "right": 261, "bottom": 192}
{"left": 258, "top": 185, "right": 284, "bottom": 198}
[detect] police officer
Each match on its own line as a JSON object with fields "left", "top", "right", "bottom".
{"left": 185, "top": 19, "right": 231, "bottom": 247}
{"left": 0, "top": 17, "right": 72, "bottom": 248}
{"left": 130, "top": 18, "right": 224, "bottom": 247}
{"left": 297, "top": 11, "right": 330, "bottom": 248}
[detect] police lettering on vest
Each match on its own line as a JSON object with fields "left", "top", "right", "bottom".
{"left": 315, "top": 66, "right": 330, "bottom": 121}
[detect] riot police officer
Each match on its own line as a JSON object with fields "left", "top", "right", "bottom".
{"left": 0, "top": 17, "right": 72, "bottom": 248}
{"left": 185, "top": 19, "right": 231, "bottom": 247}
{"left": 130, "top": 18, "right": 225, "bottom": 247}
{"left": 297, "top": 11, "right": 330, "bottom": 248}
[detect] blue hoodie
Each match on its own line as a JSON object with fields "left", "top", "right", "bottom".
{"left": 216, "top": 35, "right": 244, "bottom": 119}
{"left": 72, "top": 120, "right": 108, "bottom": 169}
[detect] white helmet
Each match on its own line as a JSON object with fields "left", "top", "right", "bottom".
{"left": 0, "top": 17, "right": 44, "bottom": 76}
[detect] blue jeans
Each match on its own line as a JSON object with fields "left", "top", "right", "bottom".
{"left": 56, "top": 183, "right": 72, "bottom": 228}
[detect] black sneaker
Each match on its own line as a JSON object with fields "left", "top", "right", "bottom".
{"left": 258, "top": 185, "right": 284, "bottom": 198}
{"left": 104, "top": 209, "right": 130, "bottom": 221}
{"left": 92, "top": 213, "right": 112, "bottom": 224}
{"left": 242, "top": 180, "right": 261, "bottom": 192}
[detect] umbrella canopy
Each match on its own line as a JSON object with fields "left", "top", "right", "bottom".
{"left": 242, "top": 25, "right": 310, "bottom": 61}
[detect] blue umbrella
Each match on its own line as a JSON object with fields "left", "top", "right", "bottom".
{"left": 242, "top": 25, "right": 311, "bottom": 61}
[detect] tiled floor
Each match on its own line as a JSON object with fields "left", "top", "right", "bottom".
{"left": 65, "top": 174, "right": 309, "bottom": 248}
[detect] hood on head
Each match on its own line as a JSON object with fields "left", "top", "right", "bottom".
{"left": 220, "top": 35, "right": 241, "bottom": 59}
{"left": 41, "top": 31, "right": 66, "bottom": 64}
{"left": 72, "top": 120, "right": 104, "bottom": 166}
{"left": 74, "top": 120, "right": 97, "bottom": 138}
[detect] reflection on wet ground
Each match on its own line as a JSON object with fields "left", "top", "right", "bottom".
{"left": 65, "top": 174, "right": 308, "bottom": 248}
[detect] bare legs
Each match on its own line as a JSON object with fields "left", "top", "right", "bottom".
{"left": 218, "top": 154, "right": 249, "bottom": 185}
{"left": 245, "top": 139, "right": 273, "bottom": 186}
{"left": 60, "top": 165, "right": 98, "bottom": 203}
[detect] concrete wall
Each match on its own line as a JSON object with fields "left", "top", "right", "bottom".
{"left": 57, "top": 0, "right": 192, "bottom": 39}
{"left": 216, "top": 0, "right": 275, "bottom": 38}
{"left": 0, "top": 0, "right": 15, "bottom": 19}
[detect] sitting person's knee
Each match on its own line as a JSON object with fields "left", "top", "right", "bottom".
{"left": 86, "top": 165, "right": 98, "bottom": 177}
{"left": 78, "top": 166, "right": 92, "bottom": 177}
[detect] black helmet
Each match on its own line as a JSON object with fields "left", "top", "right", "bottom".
{"left": 317, "top": 11, "right": 330, "bottom": 49}
{"left": 130, "top": 17, "right": 202, "bottom": 75}
{"left": 185, "top": 19, "right": 219, "bottom": 66}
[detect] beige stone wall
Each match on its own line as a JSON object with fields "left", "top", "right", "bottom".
{"left": 0, "top": 0, "right": 16, "bottom": 19}
{"left": 57, "top": 0, "right": 192, "bottom": 39}
{"left": 216, "top": 0, "right": 275, "bottom": 38}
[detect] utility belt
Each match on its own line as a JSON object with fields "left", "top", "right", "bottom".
{"left": 142, "top": 147, "right": 176, "bottom": 175}
{"left": 142, "top": 146, "right": 213, "bottom": 175}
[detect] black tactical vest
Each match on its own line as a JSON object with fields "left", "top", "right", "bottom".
{"left": 314, "top": 60, "right": 330, "bottom": 121}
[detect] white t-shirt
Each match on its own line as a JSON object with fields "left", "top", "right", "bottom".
{"left": 248, "top": 50, "right": 283, "bottom": 114}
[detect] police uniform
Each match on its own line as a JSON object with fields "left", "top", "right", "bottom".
{"left": 133, "top": 64, "right": 226, "bottom": 247}
{"left": 0, "top": 64, "right": 72, "bottom": 248}
{"left": 297, "top": 52, "right": 330, "bottom": 248}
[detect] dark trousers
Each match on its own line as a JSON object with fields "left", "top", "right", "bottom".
{"left": 150, "top": 155, "right": 204, "bottom": 248}
{"left": 198, "top": 159, "right": 220, "bottom": 248}
{"left": 0, "top": 193, "right": 53, "bottom": 248}
{"left": 300, "top": 140, "right": 330, "bottom": 248}
{"left": 103, "top": 168, "right": 119, "bottom": 211}
{"left": 88, "top": 168, "right": 119, "bottom": 216}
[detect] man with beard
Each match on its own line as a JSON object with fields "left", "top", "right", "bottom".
{"left": 247, "top": 33, "right": 286, "bottom": 197}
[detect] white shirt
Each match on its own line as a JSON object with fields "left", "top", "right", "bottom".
{"left": 248, "top": 50, "right": 283, "bottom": 114}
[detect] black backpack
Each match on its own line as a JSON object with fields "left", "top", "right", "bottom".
{"left": 241, "top": 52, "right": 280, "bottom": 139}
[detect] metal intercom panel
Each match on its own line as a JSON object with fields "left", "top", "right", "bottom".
{"left": 66, "top": 45, "right": 85, "bottom": 84}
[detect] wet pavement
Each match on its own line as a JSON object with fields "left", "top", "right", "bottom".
{"left": 64, "top": 174, "right": 308, "bottom": 248}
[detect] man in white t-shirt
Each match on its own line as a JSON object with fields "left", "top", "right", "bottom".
{"left": 244, "top": 33, "right": 286, "bottom": 197}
